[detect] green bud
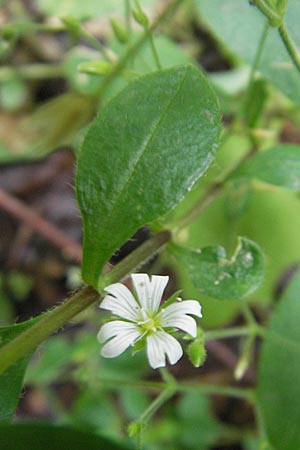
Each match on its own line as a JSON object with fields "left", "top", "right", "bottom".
{"left": 78, "top": 60, "right": 111, "bottom": 75}
{"left": 61, "top": 16, "right": 81, "bottom": 35}
{"left": 187, "top": 339, "right": 206, "bottom": 368}
{"left": 110, "top": 18, "right": 128, "bottom": 44}
{"left": 132, "top": 8, "right": 149, "bottom": 27}
{"left": 128, "top": 421, "right": 143, "bottom": 437}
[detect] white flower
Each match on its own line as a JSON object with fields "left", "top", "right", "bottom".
{"left": 97, "top": 273, "right": 202, "bottom": 369}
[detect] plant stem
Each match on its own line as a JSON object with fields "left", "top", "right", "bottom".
{"left": 96, "top": 0, "right": 184, "bottom": 98}
{"left": 234, "top": 333, "right": 256, "bottom": 380}
{"left": 0, "top": 63, "right": 64, "bottom": 81}
{"left": 205, "top": 326, "right": 254, "bottom": 341}
{"left": 252, "top": 0, "right": 300, "bottom": 74}
{"left": 125, "top": 0, "right": 132, "bottom": 34}
{"left": 278, "top": 21, "right": 300, "bottom": 75}
{"left": 0, "top": 231, "right": 170, "bottom": 376}
{"left": 252, "top": 0, "right": 281, "bottom": 25}
{"left": 149, "top": 32, "right": 162, "bottom": 69}
{"left": 130, "top": 387, "right": 175, "bottom": 448}
{"left": 241, "top": 302, "right": 258, "bottom": 326}
{"left": 78, "top": 27, "right": 113, "bottom": 62}
{"left": 138, "top": 387, "right": 175, "bottom": 425}
{"left": 244, "top": 21, "right": 269, "bottom": 113}
{"left": 98, "top": 230, "right": 171, "bottom": 290}
{"left": 96, "top": 376, "right": 254, "bottom": 402}
{"left": 0, "top": 286, "right": 99, "bottom": 376}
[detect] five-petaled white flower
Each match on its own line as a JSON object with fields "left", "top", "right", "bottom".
{"left": 97, "top": 273, "right": 202, "bottom": 369}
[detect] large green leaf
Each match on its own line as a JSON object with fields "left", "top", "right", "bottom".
{"left": 195, "top": 0, "right": 300, "bottom": 103}
{"left": 232, "top": 144, "right": 300, "bottom": 191}
{"left": 0, "top": 317, "right": 40, "bottom": 422}
{"left": 171, "top": 237, "right": 264, "bottom": 300}
{"left": 76, "top": 64, "right": 221, "bottom": 286}
{"left": 0, "top": 423, "right": 131, "bottom": 450}
{"left": 257, "top": 271, "right": 300, "bottom": 450}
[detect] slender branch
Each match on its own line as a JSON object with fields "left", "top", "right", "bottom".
{"left": 125, "top": 0, "right": 132, "bottom": 35}
{"left": 94, "top": 376, "right": 254, "bottom": 402}
{"left": 0, "top": 286, "right": 99, "bottom": 376}
{"left": 129, "top": 387, "right": 175, "bottom": 448}
{"left": 0, "top": 231, "right": 171, "bottom": 375}
{"left": 244, "top": 21, "right": 269, "bottom": 116}
{"left": 0, "top": 63, "right": 64, "bottom": 81}
{"left": 205, "top": 326, "right": 253, "bottom": 341}
{"left": 135, "top": 388, "right": 174, "bottom": 426}
{"left": 96, "top": 0, "right": 184, "bottom": 98}
{"left": 252, "top": 0, "right": 281, "bottom": 25}
{"left": 98, "top": 230, "right": 171, "bottom": 290}
{"left": 0, "top": 187, "right": 82, "bottom": 263}
{"left": 278, "top": 21, "right": 300, "bottom": 74}
{"left": 234, "top": 333, "right": 256, "bottom": 380}
{"left": 149, "top": 33, "right": 162, "bottom": 70}
{"left": 251, "top": 0, "right": 300, "bottom": 74}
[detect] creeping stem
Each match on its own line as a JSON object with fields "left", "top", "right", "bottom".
{"left": 0, "top": 231, "right": 170, "bottom": 376}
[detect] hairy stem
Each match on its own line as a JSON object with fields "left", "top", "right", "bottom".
{"left": 0, "top": 231, "right": 170, "bottom": 376}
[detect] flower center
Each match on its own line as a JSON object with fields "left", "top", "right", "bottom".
{"left": 138, "top": 313, "right": 160, "bottom": 335}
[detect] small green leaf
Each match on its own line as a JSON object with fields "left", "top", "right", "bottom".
{"left": 76, "top": 64, "right": 221, "bottom": 287}
{"left": 0, "top": 423, "right": 131, "bottom": 450}
{"left": 0, "top": 317, "right": 41, "bottom": 422}
{"left": 257, "top": 271, "right": 300, "bottom": 450}
{"left": 232, "top": 145, "right": 300, "bottom": 191}
{"left": 171, "top": 237, "right": 264, "bottom": 300}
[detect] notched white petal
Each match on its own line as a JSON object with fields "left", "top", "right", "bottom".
{"left": 149, "top": 275, "right": 169, "bottom": 313}
{"left": 100, "top": 326, "right": 140, "bottom": 358}
{"left": 146, "top": 331, "right": 183, "bottom": 369}
{"left": 97, "top": 320, "right": 139, "bottom": 343}
{"left": 100, "top": 282, "right": 141, "bottom": 321}
{"left": 160, "top": 315, "right": 197, "bottom": 337}
{"left": 146, "top": 334, "right": 166, "bottom": 369}
{"left": 131, "top": 273, "right": 151, "bottom": 310}
{"left": 161, "top": 300, "right": 202, "bottom": 318}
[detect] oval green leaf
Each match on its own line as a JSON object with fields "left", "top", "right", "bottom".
{"left": 232, "top": 144, "right": 300, "bottom": 191}
{"left": 0, "top": 423, "right": 130, "bottom": 450}
{"left": 76, "top": 64, "right": 221, "bottom": 287}
{"left": 257, "top": 271, "right": 300, "bottom": 450}
{"left": 0, "top": 317, "right": 41, "bottom": 422}
{"left": 171, "top": 237, "right": 264, "bottom": 300}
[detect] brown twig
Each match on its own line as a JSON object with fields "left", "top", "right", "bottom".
{"left": 0, "top": 187, "right": 82, "bottom": 263}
